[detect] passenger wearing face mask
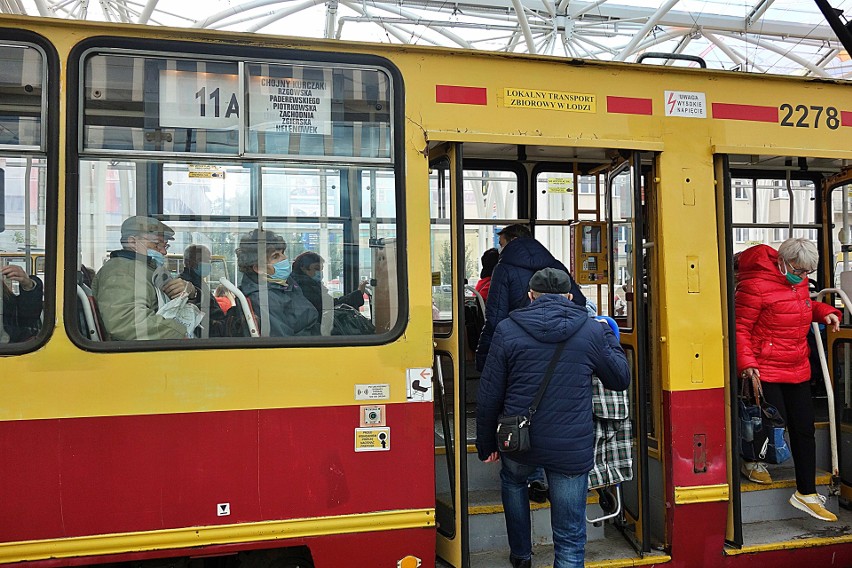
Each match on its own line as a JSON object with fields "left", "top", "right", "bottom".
{"left": 93, "top": 216, "right": 195, "bottom": 340}
{"left": 180, "top": 244, "right": 227, "bottom": 337}
{"left": 291, "top": 251, "right": 368, "bottom": 336}
{"left": 236, "top": 229, "right": 319, "bottom": 337}
{"left": 735, "top": 238, "right": 840, "bottom": 521}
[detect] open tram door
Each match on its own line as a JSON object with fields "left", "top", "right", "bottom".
{"left": 429, "top": 142, "right": 471, "bottom": 568}
{"left": 823, "top": 166, "right": 852, "bottom": 507}
{"left": 604, "top": 153, "right": 656, "bottom": 556}
{"left": 429, "top": 141, "right": 660, "bottom": 566}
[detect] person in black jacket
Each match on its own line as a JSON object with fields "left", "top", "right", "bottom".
{"left": 476, "top": 268, "right": 630, "bottom": 568}
{"left": 1, "top": 264, "right": 43, "bottom": 343}
{"left": 180, "top": 244, "right": 226, "bottom": 337}
{"left": 291, "top": 251, "right": 367, "bottom": 336}
{"left": 475, "top": 224, "right": 586, "bottom": 372}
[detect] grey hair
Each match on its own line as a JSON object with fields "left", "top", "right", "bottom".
{"left": 777, "top": 237, "right": 819, "bottom": 271}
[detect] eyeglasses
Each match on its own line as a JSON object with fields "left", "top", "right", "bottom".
{"left": 785, "top": 260, "right": 814, "bottom": 276}
{"left": 141, "top": 234, "right": 170, "bottom": 251}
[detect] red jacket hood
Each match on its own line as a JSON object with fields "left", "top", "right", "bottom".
{"left": 737, "top": 244, "right": 797, "bottom": 288}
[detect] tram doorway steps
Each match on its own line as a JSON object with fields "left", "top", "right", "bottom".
{"left": 460, "top": 526, "right": 670, "bottom": 568}
{"left": 740, "top": 464, "right": 838, "bottom": 523}
{"left": 463, "top": 446, "right": 609, "bottom": 553}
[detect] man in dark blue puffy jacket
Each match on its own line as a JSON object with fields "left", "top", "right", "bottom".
{"left": 475, "top": 224, "right": 586, "bottom": 372}
{"left": 476, "top": 268, "right": 630, "bottom": 568}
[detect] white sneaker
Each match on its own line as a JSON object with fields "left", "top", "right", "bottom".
{"left": 790, "top": 491, "right": 837, "bottom": 522}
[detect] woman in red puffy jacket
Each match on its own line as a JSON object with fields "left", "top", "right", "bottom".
{"left": 735, "top": 238, "right": 840, "bottom": 521}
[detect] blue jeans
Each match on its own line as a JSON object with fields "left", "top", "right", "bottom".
{"left": 500, "top": 457, "right": 588, "bottom": 568}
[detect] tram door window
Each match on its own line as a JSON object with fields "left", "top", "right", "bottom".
{"left": 430, "top": 167, "right": 520, "bottom": 323}
{"left": 71, "top": 49, "right": 402, "bottom": 345}
{"left": 0, "top": 42, "right": 50, "bottom": 350}
{"left": 828, "top": 174, "right": 852, "bottom": 491}
{"left": 831, "top": 179, "right": 852, "bottom": 294}
{"left": 728, "top": 168, "right": 822, "bottom": 415}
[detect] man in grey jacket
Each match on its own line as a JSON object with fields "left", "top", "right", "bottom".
{"left": 93, "top": 216, "right": 197, "bottom": 340}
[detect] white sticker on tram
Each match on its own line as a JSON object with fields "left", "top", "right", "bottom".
{"left": 406, "top": 368, "right": 433, "bottom": 402}
{"left": 664, "top": 90, "right": 707, "bottom": 118}
{"left": 355, "top": 384, "right": 391, "bottom": 400}
{"left": 355, "top": 427, "right": 391, "bottom": 452}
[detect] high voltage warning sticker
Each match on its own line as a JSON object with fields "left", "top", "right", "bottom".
{"left": 502, "top": 88, "right": 596, "bottom": 113}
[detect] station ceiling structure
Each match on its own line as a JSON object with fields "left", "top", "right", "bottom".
{"left": 6, "top": 0, "right": 851, "bottom": 78}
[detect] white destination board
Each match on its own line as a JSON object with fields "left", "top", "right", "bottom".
{"left": 249, "top": 71, "right": 332, "bottom": 136}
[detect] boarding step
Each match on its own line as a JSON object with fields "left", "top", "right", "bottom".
{"left": 438, "top": 525, "right": 671, "bottom": 568}
{"left": 467, "top": 490, "right": 607, "bottom": 553}
{"left": 740, "top": 463, "right": 837, "bottom": 523}
{"left": 732, "top": 505, "right": 852, "bottom": 555}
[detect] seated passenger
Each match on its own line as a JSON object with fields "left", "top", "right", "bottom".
{"left": 291, "top": 251, "right": 367, "bottom": 336}
{"left": 214, "top": 284, "right": 235, "bottom": 314}
{"left": 1, "top": 264, "right": 43, "bottom": 343}
{"left": 93, "top": 216, "right": 198, "bottom": 340}
{"left": 236, "top": 229, "right": 319, "bottom": 337}
{"left": 180, "top": 244, "right": 226, "bottom": 337}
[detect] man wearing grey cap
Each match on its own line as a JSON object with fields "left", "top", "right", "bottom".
{"left": 476, "top": 267, "right": 630, "bottom": 568}
{"left": 93, "top": 215, "right": 198, "bottom": 340}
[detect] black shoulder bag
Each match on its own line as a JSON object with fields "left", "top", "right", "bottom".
{"left": 496, "top": 340, "right": 568, "bottom": 453}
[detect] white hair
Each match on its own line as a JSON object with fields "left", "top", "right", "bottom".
{"left": 777, "top": 237, "right": 819, "bottom": 271}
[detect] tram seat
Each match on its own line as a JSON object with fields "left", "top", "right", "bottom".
{"left": 463, "top": 285, "right": 486, "bottom": 384}
{"left": 76, "top": 283, "right": 106, "bottom": 341}
{"left": 218, "top": 277, "right": 260, "bottom": 338}
{"left": 463, "top": 284, "right": 486, "bottom": 353}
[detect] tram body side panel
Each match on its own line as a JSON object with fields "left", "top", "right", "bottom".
{"left": 0, "top": 403, "right": 434, "bottom": 548}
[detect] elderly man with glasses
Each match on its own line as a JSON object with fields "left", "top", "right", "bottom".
{"left": 93, "top": 215, "right": 198, "bottom": 341}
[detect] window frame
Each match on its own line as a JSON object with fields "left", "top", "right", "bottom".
{"left": 65, "top": 36, "right": 407, "bottom": 351}
{"left": 0, "top": 29, "right": 59, "bottom": 356}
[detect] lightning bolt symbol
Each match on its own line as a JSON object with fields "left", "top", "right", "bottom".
{"left": 667, "top": 92, "right": 677, "bottom": 115}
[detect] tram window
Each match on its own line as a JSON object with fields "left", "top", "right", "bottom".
{"left": 534, "top": 172, "right": 602, "bottom": 221}
{"left": 0, "top": 158, "right": 49, "bottom": 347}
{"left": 462, "top": 170, "right": 518, "bottom": 220}
{"left": 82, "top": 54, "right": 393, "bottom": 162}
{"left": 0, "top": 44, "right": 44, "bottom": 149}
{"left": 830, "top": 182, "right": 852, "bottom": 302}
{"left": 730, "top": 174, "right": 818, "bottom": 285}
{"left": 429, "top": 167, "right": 519, "bottom": 323}
{"left": 76, "top": 159, "right": 398, "bottom": 343}
{"left": 0, "top": 43, "right": 50, "bottom": 351}
{"left": 74, "top": 49, "right": 402, "bottom": 346}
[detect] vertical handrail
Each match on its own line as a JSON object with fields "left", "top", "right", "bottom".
{"left": 811, "top": 287, "right": 848, "bottom": 491}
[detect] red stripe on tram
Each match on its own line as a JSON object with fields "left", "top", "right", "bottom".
{"left": 435, "top": 85, "right": 488, "bottom": 105}
{"left": 712, "top": 102, "right": 778, "bottom": 122}
{"left": 606, "top": 96, "right": 653, "bottom": 115}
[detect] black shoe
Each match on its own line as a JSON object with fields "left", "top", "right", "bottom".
{"left": 509, "top": 555, "right": 532, "bottom": 568}
{"left": 528, "top": 480, "right": 549, "bottom": 504}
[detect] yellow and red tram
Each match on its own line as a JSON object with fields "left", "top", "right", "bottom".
{"left": 0, "top": 14, "right": 851, "bottom": 568}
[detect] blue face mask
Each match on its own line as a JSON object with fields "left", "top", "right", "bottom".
{"left": 786, "top": 272, "right": 803, "bottom": 285}
{"left": 311, "top": 271, "right": 323, "bottom": 282}
{"left": 146, "top": 249, "right": 165, "bottom": 267}
{"left": 197, "top": 263, "right": 212, "bottom": 278}
{"left": 271, "top": 259, "right": 291, "bottom": 280}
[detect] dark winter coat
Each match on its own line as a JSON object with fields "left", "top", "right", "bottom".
{"left": 735, "top": 244, "right": 840, "bottom": 384}
{"left": 476, "top": 294, "right": 630, "bottom": 475}
{"left": 180, "top": 267, "right": 227, "bottom": 337}
{"left": 475, "top": 237, "right": 586, "bottom": 370}
{"left": 239, "top": 272, "right": 319, "bottom": 337}
{"left": 2, "top": 275, "right": 43, "bottom": 342}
